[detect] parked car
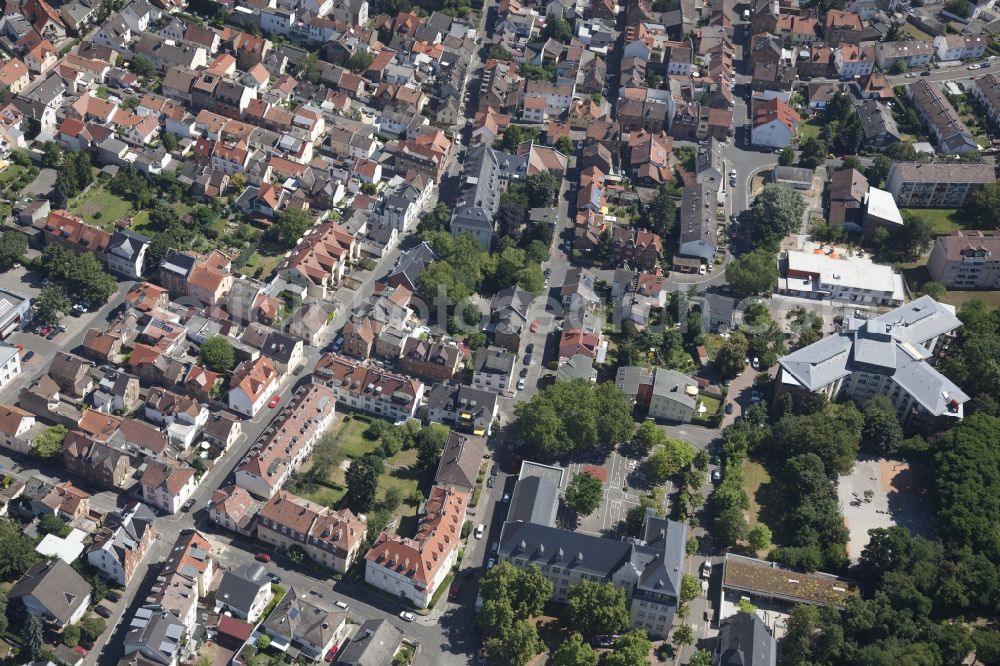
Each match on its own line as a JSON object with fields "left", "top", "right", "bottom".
{"left": 711, "top": 469, "right": 722, "bottom": 483}
{"left": 525, "top": 343, "right": 535, "bottom": 354}
{"left": 255, "top": 552, "right": 272, "bottom": 563}
{"left": 21, "top": 351, "right": 33, "bottom": 362}
{"left": 520, "top": 367, "right": 529, "bottom": 378}
{"left": 724, "top": 403, "right": 734, "bottom": 415}
{"left": 523, "top": 354, "right": 532, "bottom": 366}
{"left": 475, "top": 524, "right": 484, "bottom": 539}
{"left": 530, "top": 319, "right": 540, "bottom": 332}
{"left": 399, "top": 611, "right": 415, "bottom": 622}
{"left": 181, "top": 498, "right": 195, "bottom": 512}
{"left": 517, "top": 378, "right": 525, "bottom": 390}
{"left": 448, "top": 582, "right": 461, "bottom": 601}
{"left": 324, "top": 647, "right": 338, "bottom": 662}
{"left": 701, "top": 561, "right": 713, "bottom": 579}
{"left": 95, "top": 605, "right": 112, "bottom": 618}
{"left": 106, "top": 591, "right": 122, "bottom": 602}
{"left": 502, "top": 493, "right": 510, "bottom": 503}
{"left": 490, "top": 464, "right": 498, "bottom": 476}
{"left": 486, "top": 476, "right": 495, "bottom": 488}
{"left": 486, "top": 558, "right": 496, "bottom": 570}
{"left": 268, "top": 395, "right": 281, "bottom": 408}
{"left": 292, "top": 364, "right": 305, "bottom": 375}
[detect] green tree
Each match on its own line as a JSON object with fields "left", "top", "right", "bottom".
{"left": 161, "top": 132, "right": 178, "bottom": 152}
{"left": 24, "top": 615, "right": 43, "bottom": 662}
{"left": 485, "top": 620, "right": 542, "bottom": 666}
{"left": 680, "top": 574, "right": 701, "bottom": 605}
{"left": 798, "top": 137, "right": 827, "bottom": 169}
{"left": 418, "top": 202, "right": 452, "bottom": 234}
{"left": 0, "top": 520, "right": 41, "bottom": 579}
{"left": 771, "top": 402, "right": 863, "bottom": 476}
{"left": 778, "top": 146, "right": 795, "bottom": 166}
{"left": 551, "top": 632, "right": 599, "bottom": 666}
{"left": 39, "top": 514, "right": 70, "bottom": 538}
{"left": 714, "top": 505, "right": 749, "bottom": 548}
{"left": 346, "top": 51, "right": 374, "bottom": 73}
{"left": 127, "top": 55, "right": 155, "bottom": 78}
{"left": 269, "top": 208, "right": 315, "bottom": 248}
{"left": 496, "top": 125, "right": 539, "bottom": 153}
{"left": 632, "top": 421, "right": 666, "bottom": 456}
{"left": 415, "top": 423, "right": 450, "bottom": 472}
{"left": 199, "top": 336, "right": 236, "bottom": 372}
{"left": 672, "top": 624, "right": 694, "bottom": 648}
{"left": 645, "top": 438, "right": 696, "bottom": 482}
{"left": 479, "top": 562, "right": 553, "bottom": 620}
{"left": 748, "top": 524, "right": 772, "bottom": 551}
{"left": 862, "top": 395, "right": 903, "bottom": 454}
{"left": 79, "top": 615, "right": 107, "bottom": 641}
{"left": 541, "top": 16, "right": 572, "bottom": 42}
{"left": 525, "top": 171, "right": 559, "bottom": 208}
{"left": 63, "top": 624, "right": 80, "bottom": 648}
{"left": 689, "top": 649, "right": 713, "bottom": 666}
{"left": 0, "top": 231, "right": 28, "bottom": 272}
{"left": 865, "top": 154, "right": 894, "bottom": 188}
{"left": 715, "top": 331, "right": 749, "bottom": 379}
{"left": 963, "top": 181, "right": 1000, "bottom": 229}
{"left": 727, "top": 248, "right": 779, "bottom": 296}
{"left": 642, "top": 186, "right": 677, "bottom": 238}
{"left": 33, "top": 424, "right": 67, "bottom": 459}
{"left": 42, "top": 140, "right": 62, "bottom": 167}
{"left": 345, "top": 454, "right": 384, "bottom": 513}
{"left": 750, "top": 184, "right": 807, "bottom": 251}
{"left": 555, "top": 135, "right": 575, "bottom": 155}
{"left": 477, "top": 597, "right": 514, "bottom": 636}
{"left": 256, "top": 635, "right": 271, "bottom": 650}
{"left": 567, "top": 581, "right": 630, "bottom": 638}
{"left": 604, "top": 631, "right": 652, "bottom": 666}
{"left": 564, "top": 471, "right": 603, "bottom": 516}
{"left": 33, "top": 285, "right": 70, "bottom": 326}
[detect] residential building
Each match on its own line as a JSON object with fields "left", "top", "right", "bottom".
{"left": 122, "top": 605, "right": 188, "bottom": 666}
{"left": 63, "top": 435, "right": 137, "bottom": 490}
{"left": 365, "top": 485, "right": 467, "bottom": 608}
{"left": 885, "top": 162, "right": 994, "bottom": 208}
{"left": 276, "top": 220, "right": 358, "bottom": 300}
{"left": 260, "top": 588, "right": 349, "bottom": 660}
{"left": 855, "top": 99, "right": 900, "bottom": 148}
{"left": 490, "top": 286, "right": 533, "bottom": 353}
{"left": 337, "top": 619, "right": 403, "bottom": 666}
{"left": 313, "top": 353, "right": 425, "bottom": 421}
{"left": 228, "top": 356, "right": 279, "bottom": 418}
{"left": 433, "top": 431, "right": 486, "bottom": 492}
{"left": 677, "top": 184, "right": 719, "bottom": 266}
{"left": 471, "top": 346, "right": 516, "bottom": 393}
{"left": 927, "top": 230, "right": 1000, "bottom": 289}
{"left": 425, "top": 384, "right": 500, "bottom": 437}
{"left": 401, "top": 338, "right": 465, "bottom": 383}
{"left": 22, "top": 476, "right": 91, "bottom": 523}
{"left": 9, "top": 560, "right": 91, "bottom": 628}
{"left": 161, "top": 530, "right": 215, "bottom": 598}
{"left": 106, "top": 230, "right": 150, "bottom": 278}
{"left": 777, "top": 249, "right": 905, "bottom": 305}
{"left": 214, "top": 563, "right": 273, "bottom": 621}
{"left": 875, "top": 40, "right": 933, "bottom": 71}
{"left": 208, "top": 484, "right": 261, "bottom": 537}
{"left": 558, "top": 328, "right": 602, "bottom": 361}
{"left": 968, "top": 73, "right": 1000, "bottom": 127}
{"left": 776, "top": 296, "right": 969, "bottom": 426}
{"left": 934, "top": 34, "right": 987, "bottom": 61}
{"left": 611, "top": 227, "right": 662, "bottom": 271}
{"left": 140, "top": 461, "right": 196, "bottom": 515}
{"left": 51, "top": 352, "right": 93, "bottom": 396}
{"left": 0, "top": 404, "right": 34, "bottom": 454}
{"left": 751, "top": 97, "right": 800, "bottom": 148}
{"left": 907, "top": 79, "right": 978, "bottom": 154}
{"left": 615, "top": 366, "right": 701, "bottom": 423}
{"left": 257, "top": 491, "right": 366, "bottom": 573}
{"left": 0, "top": 289, "right": 30, "bottom": 339}
{"left": 235, "top": 383, "right": 336, "bottom": 498}
{"left": 88, "top": 502, "right": 156, "bottom": 585}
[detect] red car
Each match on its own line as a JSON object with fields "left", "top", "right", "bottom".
{"left": 324, "top": 646, "right": 338, "bottom": 662}
{"left": 448, "top": 582, "right": 461, "bottom": 601}
{"left": 39, "top": 326, "right": 50, "bottom": 336}
{"left": 73, "top": 646, "right": 88, "bottom": 656}
{"left": 268, "top": 395, "right": 280, "bottom": 408}
{"left": 255, "top": 552, "right": 271, "bottom": 563}
{"left": 530, "top": 319, "right": 540, "bottom": 333}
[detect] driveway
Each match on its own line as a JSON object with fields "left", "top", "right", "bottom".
{"left": 24, "top": 168, "right": 56, "bottom": 198}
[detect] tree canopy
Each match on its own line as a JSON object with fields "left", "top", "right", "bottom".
{"left": 551, "top": 633, "right": 599, "bottom": 666}
{"left": 33, "top": 285, "right": 70, "bottom": 326}
{"left": 269, "top": 208, "right": 315, "bottom": 248}
{"left": 199, "top": 336, "right": 236, "bottom": 372}
{"left": 477, "top": 563, "right": 551, "bottom": 666}
{"left": 345, "top": 454, "right": 384, "bottom": 513}
{"left": 514, "top": 380, "right": 635, "bottom": 459}
{"left": 0, "top": 232, "right": 27, "bottom": 272}
{"left": 566, "top": 581, "right": 630, "bottom": 638}
{"left": 750, "top": 184, "right": 807, "bottom": 251}
{"left": 564, "top": 471, "right": 604, "bottom": 516}
{"left": 41, "top": 245, "right": 116, "bottom": 305}
{"left": 727, "top": 248, "right": 779, "bottom": 296}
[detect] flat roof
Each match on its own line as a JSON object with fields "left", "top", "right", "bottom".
{"left": 864, "top": 187, "right": 903, "bottom": 226}
{"left": 722, "top": 553, "right": 859, "bottom": 608}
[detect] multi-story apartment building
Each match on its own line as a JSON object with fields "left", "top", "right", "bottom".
{"left": 400, "top": 338, "right": 465, "bottom": 383}
{"left": 228, "top": 356, "right": 279, "bottom": 418}
{"left": 235, "top": 383, "right": 337, "bottom": 498}
{"left": 140, "top": 461, "right": 196, "bottom": 514}
{"left": 471, "top": 346, "right": 515, "bottom": 393}
{"left": 777, "top": 250, "right": 905, "bottom": 306}
{"left": 885, "top": 162, "right": 995, "bottom": 208}
{"left": 874, "top": 40, "right": 933, "bottom": 71}
{"left": 968, "top": 73, "right": 1000, "bottom": 127}
{"left": 776, "top": 296, "right": 969, "bottom": 427}
{"left": 257, "top": 491, "right": 366, "bottom": 573}
{"left": 88, "top": 502, "right": 157, "bottom": 585}
{"left": 907, "top": 79, "right": 978, "bottom": 154}
{"left": 314, "top": 353, "right": 425, "bottom": 422}
{"left": 927, "top": 230, "right": 1000, "bottom": 289}
{"left": 365, "top": 485, "right": 467, "bottom": 608}
{"left": 934, "top": 34, "right": 987, "bottom": 61}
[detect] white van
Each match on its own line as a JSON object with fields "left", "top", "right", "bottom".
{"left": 334, "top": 600, "right": 349, "bottom": 610}
{"left": 475, "top": 524, "right": 485, "bottom": 539}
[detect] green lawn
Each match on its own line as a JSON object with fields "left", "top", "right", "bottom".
{"left": 244, "top": 251, "right": 286, "bottom": 281}
{"left": 701, "top": 333, "right": 727, "bottom": 362}
{"left": 0, "top": 165, "right": 26, "bottom": 185}
{"left": 900, "top": 208, "right": 966, "bottom": 236}
{"left": 742, "top": 459, "right": 771, "bottom": 528}
{"left": 693, "top": 395, "right": 721, "bottom": 424}
{"left": 337, "top": 417, "right": 378, "bottom": 458}
{"left": 131, "top": 202, "right": 196, "bottom": 235}
{"left": 901, "top": 23, "right": 934, "bottom": 42}
{"left": 798, "top": 118, "right": 823, "bottom": 142}
{"left": 68, "top": 186, "right": 134, "bottom": 229}
{"left": 940, "top": 290, "right": 1000, "bottom": 309}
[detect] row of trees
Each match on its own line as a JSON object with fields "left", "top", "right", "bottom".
{"left": 38, "top": 244, "right": 117, "bottom": 308}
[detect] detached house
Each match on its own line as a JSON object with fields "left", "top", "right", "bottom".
{"left": 751, "top": 97, "right": 800, "bottom": 149}
{"left": 88, "top": 502, "right": 156, "bottom": 585}
{"left": 228, "top": 356, "right": 279, "bottom": 418}
{"left": 9, "top": 560, "right": 91, "bottom": 628}
{"left": 140, "top": 461, "right": 196, "bottom": 515}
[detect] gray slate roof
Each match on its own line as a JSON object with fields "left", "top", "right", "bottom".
{"left": 9, "top": 560, "right": 91, "bottom": 625}
{"left": 215, "top": 563, "right": 270, "bottom": 616}
{"left": 716, "top": 613, "right": 777, "bottom": 666}
{"left": 337, "top": 619, "right": 403, "bottom": 666}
